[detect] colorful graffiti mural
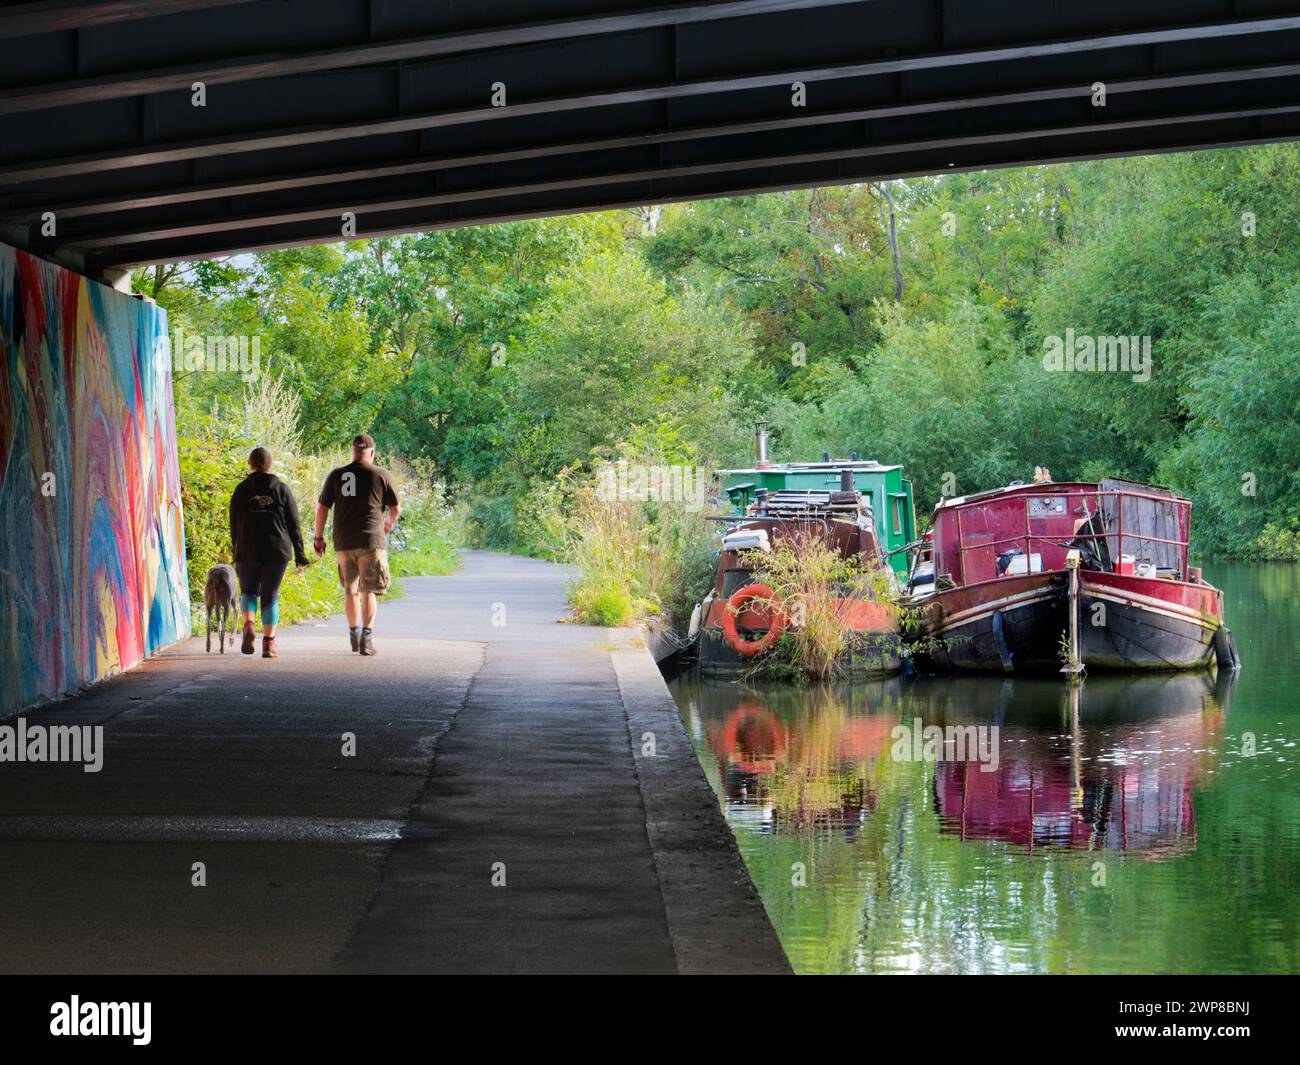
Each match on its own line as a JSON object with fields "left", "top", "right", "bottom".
{"left": 1, "top": 243, "right": 189, "bottom": 714}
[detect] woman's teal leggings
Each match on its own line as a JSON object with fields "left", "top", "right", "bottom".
{"left": 235, "top": 560, "right": 288, "bottom": 626}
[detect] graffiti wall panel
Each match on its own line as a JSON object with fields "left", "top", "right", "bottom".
{"left": 0, "top": 243, "right": 189, "bottom": 714}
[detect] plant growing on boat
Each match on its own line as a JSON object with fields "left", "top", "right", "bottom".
{"left": 897, "top": 613, "right": 965, "bottom": 661}
{"left": 1058, "top": 630, "right": 1075, "bottom": 670}
{"left": 744, "top": 633, "right": 810, "bottom": 684}
{"left": 740, "top": 529, "right": 900, "bottom": 681}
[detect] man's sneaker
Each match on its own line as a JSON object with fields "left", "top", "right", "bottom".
{"left": 349, "top": 628, "right": 360, "bottom": 652}
{"left": 262, "top": 636, "right": 278, "bottom": 658}
{"left": 359, "top": 631, "right": 377, "bottom": 656}
{"left": 240, "top": 622, "right": 256, "bottom": 655}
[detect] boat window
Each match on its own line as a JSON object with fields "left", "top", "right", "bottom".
{"left": 891, "top": 497, "right": 904, "bottom": 536}
{"left": 722, "top": 569, "right": 753, "bottom": 597}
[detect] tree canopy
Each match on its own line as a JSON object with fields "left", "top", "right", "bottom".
{"left": 146, "top": 143, "right": 1300, "bottom": 557}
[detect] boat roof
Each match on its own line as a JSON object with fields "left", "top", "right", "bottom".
{"left": 719, "top": 460, "right": 904, "bottom": 475}
{"left": 935, "top": 478, "right": 1189, "bottom": 511}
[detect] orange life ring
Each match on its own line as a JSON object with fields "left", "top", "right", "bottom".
{"left": 722, "top": 583, "right": 787, "bottom": 657}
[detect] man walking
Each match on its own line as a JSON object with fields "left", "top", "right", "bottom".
{"left": 314, "top": 433, "right": 401, "bottom": 656}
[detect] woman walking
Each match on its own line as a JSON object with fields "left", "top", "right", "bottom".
{"left": 229, "top": 447, "right": 310, "bottom": 657}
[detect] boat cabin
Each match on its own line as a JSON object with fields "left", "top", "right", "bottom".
{"left": 930, "top": 478, "right": 1193, "bottom": 589}
{"left": 698, "top": 483, "right": 903, "bottom": 677}
{"left": 718, "top": 459, "right": 916, "bottom": 577}
{"left": 713, "top": 488, "right": 886, "bottom": 600}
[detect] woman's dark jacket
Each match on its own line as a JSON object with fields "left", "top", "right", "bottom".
{"left": 229, "top": 471, "right": 310, "bottom": 566}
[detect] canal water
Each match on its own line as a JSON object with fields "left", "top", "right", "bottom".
{"left": 669, "top": 563, "right": 1299, "bottom": 974}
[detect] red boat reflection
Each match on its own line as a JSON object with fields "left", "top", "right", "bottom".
{"left": 932, "top": 673, "right": 1231, "bottom": 858}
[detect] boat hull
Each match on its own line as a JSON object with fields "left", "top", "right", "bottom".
{"left": 699, "top": 597, "right": 901, "bottom": 676}
{"left": 1078, "top": 571, "right": 1220, "bottom": 670}
{"left": 912, "top": 573, "right": 1066, "bottom": 673}
{"left": 914, "top": 571, "right": 1223, "bottom": 673}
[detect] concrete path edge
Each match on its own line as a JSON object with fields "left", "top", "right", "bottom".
{"left": 610, "top": 631, "right": 792, "bottom": 975}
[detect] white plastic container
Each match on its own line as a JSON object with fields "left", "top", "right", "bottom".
{"left": 722, "top": 528, "right": 771, "bottom": 553}
{"left": 1004, "top": 552, "right": 1043, "bottom": 575}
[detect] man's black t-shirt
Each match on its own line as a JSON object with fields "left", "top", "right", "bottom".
{"left": 319, "top": 461, "right": 399, "bottom": 551}
{"left": 229, "top": 472, "right": 309, "bottom": 565}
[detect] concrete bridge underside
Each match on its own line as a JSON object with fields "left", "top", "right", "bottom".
{"left": 1, "top": 0, "right": 1300, "bottom": 273}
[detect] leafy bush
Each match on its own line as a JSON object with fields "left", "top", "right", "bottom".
{"left": 554, "top": 440, "right": 719, "bottom": 631}
{"left": 465, "top": 494, "right": 518, "bottom": 551}
{"left": 1251, "top": 522, "right": 1300, "bottom": 561}
{"left": 177, "top": 414, "right": 253, "bottom": 605}
{"left": 513, "top": 476, "right": 571, "bottom": 561}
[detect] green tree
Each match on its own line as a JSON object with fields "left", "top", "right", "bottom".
{"left": 504, "top": 250, "right": 761, "bottom": 481}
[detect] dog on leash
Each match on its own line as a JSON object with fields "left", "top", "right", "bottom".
{"left": 203, "top": 564, "right": 238, "bottom": 653}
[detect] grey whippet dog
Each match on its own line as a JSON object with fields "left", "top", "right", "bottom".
{"left": 203, "top": 564, "right": 238, "bottom": 653}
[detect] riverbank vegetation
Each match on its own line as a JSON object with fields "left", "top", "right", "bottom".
{"left": 533, "top": 440, "right": 717, "bottom": 630}
{"left": 144, "top": 144, "right": 1300, "bottom": 628}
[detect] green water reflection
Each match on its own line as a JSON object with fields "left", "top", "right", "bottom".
{"left": 670, "top": 563, "right": 1300, "bottom": 974}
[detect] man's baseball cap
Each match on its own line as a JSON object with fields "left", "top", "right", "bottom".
{"left": 352, "top": 433, "right": 375, "bottom": 450}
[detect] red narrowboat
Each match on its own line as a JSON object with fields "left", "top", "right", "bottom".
{"left": 908, "top": 477, "right": 1240, "bottom": 673}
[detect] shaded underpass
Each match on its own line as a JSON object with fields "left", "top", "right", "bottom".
{"left": 0, "top": 551, "right": 787, "bottom": 975}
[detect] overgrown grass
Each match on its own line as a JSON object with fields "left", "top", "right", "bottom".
{"left": 542, "top": 446, "right": 717, "bottom": 629}
{"left": 570, "top": 581, "right": 637, "bottom": 628}
{"left": 743, "top": 529, "right": 900, "bottom": 682}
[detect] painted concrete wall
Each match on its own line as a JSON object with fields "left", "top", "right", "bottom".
{"left": 1, "top": 242, "right": 189, "bottom": 715}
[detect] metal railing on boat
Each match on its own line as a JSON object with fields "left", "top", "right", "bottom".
{"left": 950, "top": 488, "right": 1192, "bottom": 581}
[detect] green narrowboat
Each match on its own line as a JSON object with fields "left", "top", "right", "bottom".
{"left": 717, "top": 445, "right": 917, "bottom": 578}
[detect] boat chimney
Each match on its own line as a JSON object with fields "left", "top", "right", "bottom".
{"left": 755, "top": 488, "right": 770, "bottom": 515}
{"left": 755, "top": 422, "right": 770, "bottom": 469}
{"left": 850, "top": 451, "right": 858, "bottom": 462}
{"left": 840, "top": 468, "right": 854, "bottom": 492}
{"left": 821, "top": 451, "right": 830, "bottom": 463}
